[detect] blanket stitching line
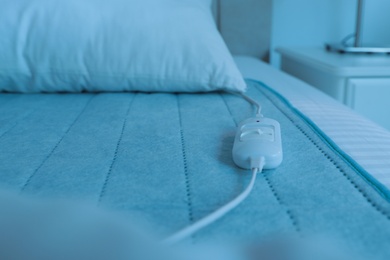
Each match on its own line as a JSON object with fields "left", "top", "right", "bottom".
{"left": 295, "top": 124, "right": 390, "bottom": 220}
{"left": 0, "top": 120, "right": 25, "bottom": 141}
{"left": 0, "top": 101, "right": 46, "bottom": 141}
{"left": 263, "top": 175, "right": 301, "bottom": 232}
{"left": 20, "top": 94, "right": 96, "bottom": 192}
{"left": 219, "top": 93, "right": 301, "bottom": 232}
{"left": 97, "top": 94, "right": 136, "bottom": 203}
{"left": 176, "top": 94, "right": 195, "bottom": 243}
{"left": 219, "top": 93, "right": 238, "bottom": 125}
{"left": 255, "top": 84, "right": 390, "bottom": 221}
{"left": 176, "top": 95, "right": 195, "bottom": 225}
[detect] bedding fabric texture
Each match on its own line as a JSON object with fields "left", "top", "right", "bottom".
{"left": 0, "top": 80, "right": 390, "bottom": 259}
{"left": 0, "top": 0, "right": 245, "bottom": 93}
{"left": 235, "top": 56, "right": 390, "bottom": 192}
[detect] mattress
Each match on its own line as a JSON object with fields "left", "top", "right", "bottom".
{"left": 0, "top": 58, "right": 390, "bottom": 259}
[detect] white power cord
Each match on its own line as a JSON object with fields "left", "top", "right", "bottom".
{"left": 162, "top": 157, "right": 265, "bottom": 245}
{"left": 226, "top": 91, "right": 263, "bottom": 117}
{"left": 239, "top": 93, "right": 262, "bottom": 117}
{"left": 162, "top": 91, "right": 279, "bottom": 245}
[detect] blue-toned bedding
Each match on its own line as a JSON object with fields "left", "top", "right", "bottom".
{"left": 0, "top": 80, "right": 389, "bottom": 259}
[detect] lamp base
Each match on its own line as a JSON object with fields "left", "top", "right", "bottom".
{"left": 326, "top": 43, "right": 390, "bottom": 54}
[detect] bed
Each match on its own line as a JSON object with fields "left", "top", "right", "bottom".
{"left": 0, "top": 1, "right": 390, "bottom": 260}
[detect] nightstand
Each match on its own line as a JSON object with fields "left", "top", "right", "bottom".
{"left": 277, "top": 47, "right": 390, "bottom": 130}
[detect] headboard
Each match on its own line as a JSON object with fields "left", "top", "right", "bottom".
{"left": 212, "top": 0, "right": 272, "bottom": 62}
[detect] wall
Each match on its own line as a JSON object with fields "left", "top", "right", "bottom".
{"left": 363, "top": 1, "right": 390, "bottom": 45}
{"left": 270, "top": 0, "right": 390, "bottom": 67}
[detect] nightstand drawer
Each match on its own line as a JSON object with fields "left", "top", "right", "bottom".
{"left": 277, "top": 47, "right": 390, "bottom": 130}
{"left": 346, "top": 78, "right": 390, "bottom": 129}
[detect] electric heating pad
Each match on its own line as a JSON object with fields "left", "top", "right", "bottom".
{"left": 0, "top": 80, "right": 389, "bottom": 259}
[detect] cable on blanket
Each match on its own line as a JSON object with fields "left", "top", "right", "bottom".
{"left": 162, "top": 92, "right": 282, "bottom": 245}
{"left": 162, "top": 158, "right": 265, "bottom": 246}
{"left": 226, "top": 91, "right": 263, "bottom": 117}
{"left": 239, "top": 92, "right": 262, "bottom": 117}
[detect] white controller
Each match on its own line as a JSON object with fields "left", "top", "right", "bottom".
{"left": 232, "top": 116, "right": 283, "bottom": 170}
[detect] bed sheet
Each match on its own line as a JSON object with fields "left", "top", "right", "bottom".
{"left": 235, "top": 56, "right": 390, "bottom": 190}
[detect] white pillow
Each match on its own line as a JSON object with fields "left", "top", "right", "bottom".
{"left": 0, "top": 0, "right": 246, "bottom": 93}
